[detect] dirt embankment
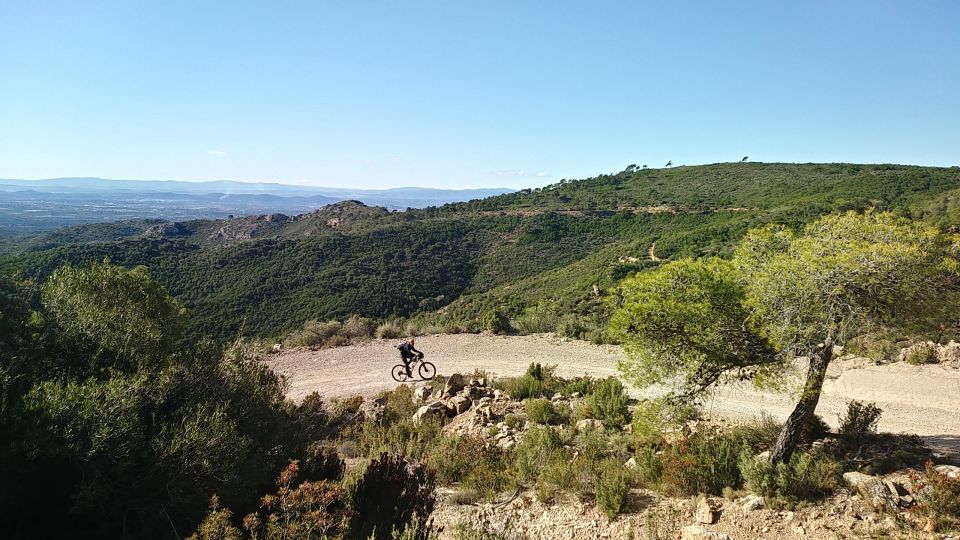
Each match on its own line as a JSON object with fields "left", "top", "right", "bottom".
{"left": 264, "top": 333, "right": 960, "bottom": 458}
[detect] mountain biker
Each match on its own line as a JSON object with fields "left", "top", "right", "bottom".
{"left": 396, "top": 337, "right": 423, "bottom": 378}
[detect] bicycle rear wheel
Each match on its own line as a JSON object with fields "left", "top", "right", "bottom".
{"left": 418, "top": 361, "right": 436, "bottom": 381}
{"left": 391, "top": 364, "right": 409, "bottom": 382}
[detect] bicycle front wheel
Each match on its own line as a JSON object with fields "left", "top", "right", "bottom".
{"left": 418, "top": 361, "right": 436, "bottom": 381}
{"left": 391, "top": 364, "right": 408, "bottom": 382}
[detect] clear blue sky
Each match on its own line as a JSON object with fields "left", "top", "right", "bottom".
{"left": 1, "top": 1, "right": 958, "bottom": 189}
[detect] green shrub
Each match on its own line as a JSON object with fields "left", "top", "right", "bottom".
{"left": 424, "top": 435, "right": 514, "bottom": 499}
{"left": 541, "top": 457, "right": 581, "bottom": 493}
{"left": 838, "top": 400, "right": 882, "bottom": 435}
{"left": 903, "top": 342, "right": 938, "bottom": 365}
{"left": 347, "top": 453, "right": 436, "bottom": 540}
{"left": 659, "top": 434, "right": 745, "bottom": 496}
{"left": 912, "top": 460, "right": 960, "bottom": 531}
{"left": 342, "top": 315, "right": 374, "bottom": 340}
{"left": 594, "top": 459, "right": 632, "bottom": 520}
{"left": 587, "top": 377, "right": 629, "bottom": 427}
{"left": 504, "top": 414, "right": 524, "bottom": 430}
{"left": 503, "top": 375, "right": 545, "bottom": 400}
{"left": 559, "top": 376, "right": 596, "bottom": 397}
{"left": 726, "top": 414, "right": 783, "bottom": 452}
{"left": 847, "top": 331, "right": 900, "bottom": 363}
{"left": 480, "top": 309, "right": 512, "bottom": 334}
{"left": 631, "top": 446, "right": 663, "bottom": 485}
{"left": 376, "top": 321, "right": 403, "bottom": 339}
{"left": 513, "top": 303, "right": 560, "bottom": 335}
{"left": 513, "top": 426, "right": 566, "bottom": 483}
{"left": 525, "top": 398, "right": 553, "bottom": 424}
{"left": 739, "top": 450, "right": 841, "bottom": 505}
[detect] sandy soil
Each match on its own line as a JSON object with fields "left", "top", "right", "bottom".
{"left": 264, "top": 333, "right": 960, "bottom": 458}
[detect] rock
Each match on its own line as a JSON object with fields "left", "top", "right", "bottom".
{"left": 271, "top": 343, "right": 282, "bottom": 353}
{"left": 551, "top": 392, "right": 563, "bottom": 401}
{"left": 681, "top": 525, "right": 731, "bottom": 540}
{"left": 695, "top": 496, "right": 720, "bottom": 525}
{"left": 938, "top": 341, "right": 960, "bottom": 365}
{"left": 576, "top": 419, "right": 604, "bottom": 431}
{"left": 145, "top": 221, "right": 190, "bottom": 238}
{"left": 741, "top": 495, "right": 765, "bottom": 511}
{"left": 449, "top": 395, "right": 473, "bottom": 415}
{"left": 465, "top": 386, "right": 487, "bottom": 400}
{"left": 624, "top": 457, "right": 637, "bottom": 470}
{"left": 477, "top": 377, "right": 486, "bottom": 387}
{"left": 413, "top": 386, "right": 432, "bottom": 402}
{"left": 570, "top": 392, "right": 581, "bottom": 399}
{"left": 843, "top": 472, "right": 897, "bottom": 512}
{"left": 443, "top": 373, "right": 468, "bottom": 396}
{"left": 412, "top": 401, "right": 448, "bottom": 424}
{"left": 935, "top": 464, "right": 960, "bottom": 479}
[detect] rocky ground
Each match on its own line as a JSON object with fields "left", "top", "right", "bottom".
{"left": 356, "top": 373, "right": 960, "bottom": 540}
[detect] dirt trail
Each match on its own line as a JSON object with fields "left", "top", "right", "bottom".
{"left": 265, "top": 333, "right": 960, "bottom": 458}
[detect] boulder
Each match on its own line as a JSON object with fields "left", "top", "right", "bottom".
{"left": 576, "top": 419, "right": 604, "bottom": 431}
{"left": 681, "top": 525, "right": 731, "bottom": 540}
{"left": 935, "top": 464, "right": 960, "bottom": 479}
{"left": 443, "top": 373, "right": 468, "bottom": 396}
{"left": 413, "top": 386, "right": 432, "bottom": 403}
{"left": 412, "top": 401, "right": 448, "bottom": 424}
{"left": 741, "top": 495, "right": 764, "bottom": 511}
{"left": 624, "top": 457, "right": 637, "bottom": 470}
{"left": 465, "top": 386, "right": 487, "bottom": 400}
{"left": 843, "top": 472, "right": 897, "bottom": 512}
{"left": 695, "top": 496, "right": 720, "bottom": 525}
{"left": 449, "top": 395, "right": 473, "bottom": 415}
{"left": 938, "top": 341, "right": 960, "bottom": 365}
{"left": 551, "top": 392, "right": 563, "bottom": 401}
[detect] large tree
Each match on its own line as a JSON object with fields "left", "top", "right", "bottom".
{"left": 612, "top": 211, "right": 960, "bottom": 463}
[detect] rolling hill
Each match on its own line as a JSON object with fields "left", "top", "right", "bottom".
{"left": 2, "top": 162, "right": 959, "bottom": 341}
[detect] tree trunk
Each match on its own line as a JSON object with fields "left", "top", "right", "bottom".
{"left": 769, "top": 338, "right": 834, "bottom": 464}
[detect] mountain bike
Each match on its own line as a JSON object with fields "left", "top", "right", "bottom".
{"left": 391, "top": 354, "right": 436, "bottom": 382}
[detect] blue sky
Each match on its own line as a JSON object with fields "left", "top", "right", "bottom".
{"left": 1, "top": 1, "right": 958, "bottom": 189}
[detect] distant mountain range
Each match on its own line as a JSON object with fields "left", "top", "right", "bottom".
{"left": 0, "top": 177, "right": 515, "bottom": 236}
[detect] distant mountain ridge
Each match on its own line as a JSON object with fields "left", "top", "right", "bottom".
{"left": 0, "top": 177, "right": 516, "bottom": 236}
{"left": 0, "top": 177, "right": 514, "bottom": 199}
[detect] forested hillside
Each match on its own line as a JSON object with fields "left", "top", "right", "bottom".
{"left": 2, "top": 162, "right": 959, "bottom": 341}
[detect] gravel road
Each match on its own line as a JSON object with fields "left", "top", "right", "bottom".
{"left": 264, "top": 333, "right": 960, "bottom": 458}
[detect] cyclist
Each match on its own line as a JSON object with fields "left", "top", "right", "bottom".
{"left": 396, "top": 337, "right": 423, "bottom": 378}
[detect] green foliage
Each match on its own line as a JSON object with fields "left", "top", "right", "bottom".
{"left": 41, "top": 260, "right": 188, "bottom": 371}
{"left": 904, "top": 342, "right": 939, "bottom": 365}
{"left": 739, "top": 451, "right": 841, "bottom": 505}
{"left": 838, "top": 400, "right": 883, "bottom": 435}
{"left": 594, "top": 459, "right": 632, "bottom": 520}
{"left": 5, "top": 165, "right": 960, "bottom": 343}
{"left": 347, "top": 453, "right": 436, "bottom": 540}
{"left": 631, "top": 446, "right": 663, "bottom": 485}
{"left": 525, "top": 398, "right": 568, "bottom": 425}
{"left": 480, "top": 309, "right": 512, "bottom": 334}
{"left": 424, "top": 435, "right": 512, "bottom": 500}
{"left": 188, "top": 496, "right": 243, "bottom": 540}
{"left": 735, "top": 212, "right": 960, "bottom": 353}
{"left": 611, "top": 257, "right": 779, "bottom": 397}
{"left": 912, "top": 461, "right": 960, "bottom": 532}
{"left": 587, "top": 377, "right": 630, "bottom": 427}
{"left": 659, "top": 434, "right": 746, "bottom": 496}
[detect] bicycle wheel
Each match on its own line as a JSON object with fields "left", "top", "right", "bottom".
{"left": 418, "top": 361, "right": 436, "bottom": 381}
{"left": 391, "top": 364, "right": 409, "bottom": 382}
